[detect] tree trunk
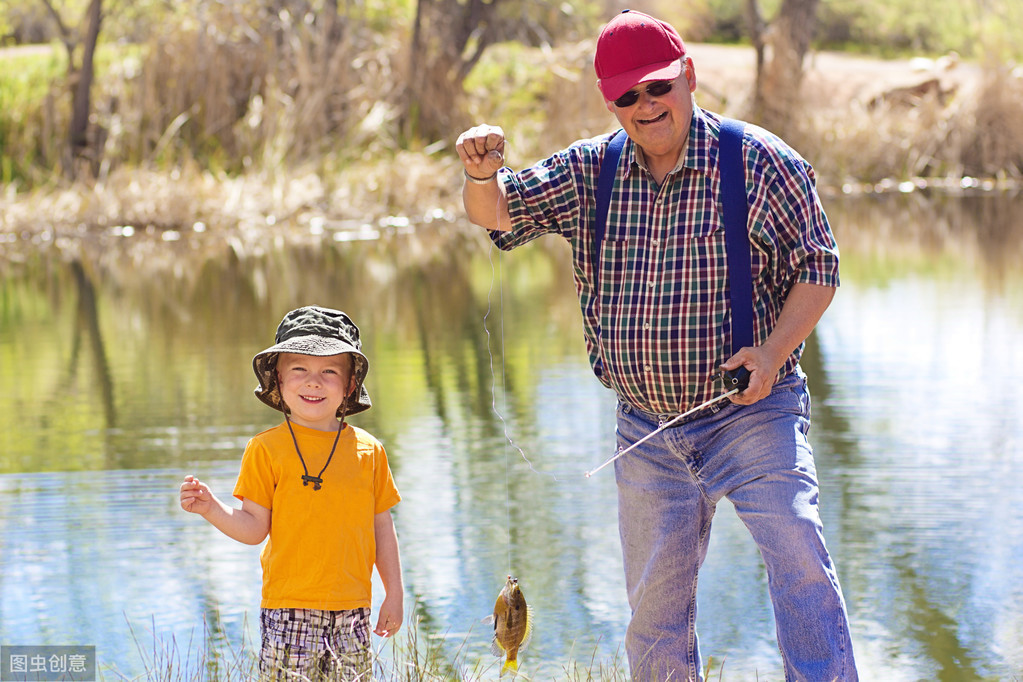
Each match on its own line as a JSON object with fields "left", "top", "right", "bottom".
{"left": 747, "top": 0, "right": 818, "bottom": 138}
{"left": 403, "top": 0, "right": 498, "bottom": 143}
{"left": 68, "top": 0, "right": 103, "bottom": 177}
{"left": 746, "top": 0, "right": 766, "bottom": 77}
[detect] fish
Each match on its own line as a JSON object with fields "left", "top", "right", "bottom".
{"left": 490, "top": 575, "right": 533, "bottom": 676}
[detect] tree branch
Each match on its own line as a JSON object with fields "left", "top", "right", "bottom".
{"left": 39, "top": 0, "right": 75, "bottom": 60}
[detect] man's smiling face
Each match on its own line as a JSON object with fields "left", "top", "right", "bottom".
{"left": 606, "top": 57, "right": 698, "bottom": 176}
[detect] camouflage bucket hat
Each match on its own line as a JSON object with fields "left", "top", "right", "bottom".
{"left": 252, "top": 306, "right": 371, "bottom": 417}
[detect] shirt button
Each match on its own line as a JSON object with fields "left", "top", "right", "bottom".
{"left": 644, "top": 365, "right": 652, "bottom": 372}
{"left": 652, "top": 239, "right": 660, "bottom": 247}
{"left": 644, "top": 322, "right": 651, "bottom": 330}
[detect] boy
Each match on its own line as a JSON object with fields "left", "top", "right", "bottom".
{"left": 180, "top": 305, "right": 403, "bottom": 679}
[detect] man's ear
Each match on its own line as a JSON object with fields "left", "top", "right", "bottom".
{"left": 684, "top": 57, "right": 697, "bottom": 93}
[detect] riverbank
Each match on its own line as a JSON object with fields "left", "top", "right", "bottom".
{"left": 1, "top": 43, "right": 1020, "bottom": 272}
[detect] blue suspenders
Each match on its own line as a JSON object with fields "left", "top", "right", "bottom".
{"left": 594, "top": 120, "right": 752, "bottom": 355}
{"left": 594, "top": 129, "right": 628, "bottom": 248}
{"left": 717, "top": 119, "right": 753, "bottom": 355}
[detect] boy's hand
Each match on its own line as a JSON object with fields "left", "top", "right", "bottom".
{"left": 180, "top": 475, "right": 213, "bottom": 515}
{"left": 373, "top": 593, "right": 403, "bottom": 637}
{"left": 179, "top": 477, "right": 269, "bottom": 544}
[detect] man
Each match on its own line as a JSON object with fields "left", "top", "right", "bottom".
{"left": 456, "top": 9, "right": 857, "bottom": 681}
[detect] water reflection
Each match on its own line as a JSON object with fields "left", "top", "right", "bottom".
{"left": 0, "top": 194, "right": 1021, "bottom": 680}
{"left": 821, "top": 192, "right": 1023, "bottom": 681}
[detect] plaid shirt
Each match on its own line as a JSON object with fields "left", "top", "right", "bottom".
{"left": 492, "top": 107, "right": 839, "bottom": 414}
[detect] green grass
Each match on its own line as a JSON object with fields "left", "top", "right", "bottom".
{"left": 109, "top": 609, "right": 764, "bottom": 681}
{"left": 0, "top": 42, "right": 145, "bottom": 185}
{"left": 0, "top": 47, "right": 61, "bottom": 184}
{"left": 111, "top": 611, "right": 641, "bottom": 681}
{"left": 0, "top": 47, "right": 62, "bottom": 103}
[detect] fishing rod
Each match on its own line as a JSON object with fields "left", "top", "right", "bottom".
{"left": 584, "top": 367, "right": 751, "bottom": 478}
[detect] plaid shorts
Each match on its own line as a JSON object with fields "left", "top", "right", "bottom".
{"left": 259, "top": 607, "right": 371, "bottom": 680}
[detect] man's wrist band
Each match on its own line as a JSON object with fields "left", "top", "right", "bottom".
{"left": 464, "top": 169, "right": 498, "bottom": 185}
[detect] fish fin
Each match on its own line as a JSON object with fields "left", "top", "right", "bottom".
{"left": 490, "top": 637, "right": 506, "bottom": 658}
{"left": 482, "top": 614, "right": 495, "bottom": 625}
{"left": 501, "top": 658, "right": 519, "bottom": 676}
{"left": 518, "top": 605, "right": 534, "bottom": 653}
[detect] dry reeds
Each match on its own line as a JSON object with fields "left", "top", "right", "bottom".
{"left": 794, "top": 55, "right": 1023, "bottom": 185}
{"left": 3, "top": 9, "right": 1023, "bottom": 246}
{"left": 115, "top": 4, "right": 393, "bottom": 173}
{"left": 959, "top": 62, "right": 1023, "bottom": 178}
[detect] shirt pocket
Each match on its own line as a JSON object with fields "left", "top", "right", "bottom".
{"left": 679, "top": 220, "right": 729, "bottom": 314}
{"left": 595, "top": 237, "right": 646, "bottom": 382}
{"left": 682, "top": 219, "right": 726, "bottom": 261}
{"left": 597, "top": 237, "right": 632, "bottom": 311}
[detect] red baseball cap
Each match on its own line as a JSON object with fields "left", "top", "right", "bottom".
{"left": 594, "top": 10, "right": 687, "bottom": 102}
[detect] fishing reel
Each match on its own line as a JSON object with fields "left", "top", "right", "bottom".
{"left": 719, "top": 366, "right": 751, "bottom": 391}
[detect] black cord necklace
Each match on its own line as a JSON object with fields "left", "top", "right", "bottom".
{"left": 284, "top": 410, "right": 345, "bottom": 491}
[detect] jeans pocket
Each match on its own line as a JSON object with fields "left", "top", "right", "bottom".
{"left": 771, "top": 371, "right": 811, "bottom": 431}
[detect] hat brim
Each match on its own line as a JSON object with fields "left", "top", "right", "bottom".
{"left": 252, "top": 335, "right": 372, "bottom": 418}
{"left": 599, "top": 59, "right": 682, "bottom": 102}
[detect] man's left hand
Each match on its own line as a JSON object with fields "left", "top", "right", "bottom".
{"left": 719, "top": 346, "right": 784, "bottom": 405}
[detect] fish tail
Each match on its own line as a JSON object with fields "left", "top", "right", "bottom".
{"left": 501, "top": 658, "right": 519, "bottom": 676}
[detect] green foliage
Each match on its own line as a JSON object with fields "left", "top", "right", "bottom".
{"left": 0, "top": 41, "right": 149, "bottom": 185}
{"left": 695, "top": 0, "right": 751, "bottom": 43}
{"left": 2, "top": 0, "right": 1023, "bottom": 189}
{"left": 363, "top": 0, "right": 415, "bottom": 32}
{"left": 696, "top": 0, "right": 1023, "bottom": 59}
{"left": 0, "top": 47, "right": 64, "bottom": 185}
{"left": 817, "top": 0, "right": 970, "bottom": 56}
{"left": 822, "top": 0, "right": 1023, "bottom": 59}
{"left": 464, "top": 43, "right": 552, "bottom": 121}
{"left": 0, "top": 48, "right": 62, "bottom": 111}
{"left": 1, "top": 0, "right": 46, "bottom": 44}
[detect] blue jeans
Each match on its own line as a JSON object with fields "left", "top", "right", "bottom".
{"left": 614, "top": 370, "right": 857, "bottom": 681}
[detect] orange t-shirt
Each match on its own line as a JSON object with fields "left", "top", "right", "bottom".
{"left": 233, "top": 421, "right": 400, "bottom": 610}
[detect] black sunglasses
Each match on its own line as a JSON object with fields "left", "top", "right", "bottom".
{"left": 613, "top": 80, "right": 674, "bottom": 108}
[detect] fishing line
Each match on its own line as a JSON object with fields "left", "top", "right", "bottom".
{"left": 479, "top": 145, "right": 557, "bottom": 481}
{"left": 476, "top": 149, "right": 559, "bottom": 574}
{"left": 483, "top": 242, "right": 558, "bottom": 485}
{"left": 482, "top": 242, "right": 514, "bottom": 574}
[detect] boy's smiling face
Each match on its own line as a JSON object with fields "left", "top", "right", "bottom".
{"left": 277, "top": 352, "right": 356, "bottom": 431}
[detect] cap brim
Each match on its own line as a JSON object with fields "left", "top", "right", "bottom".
{"left": 599, "top": 59, "right": 683, "bottom": 102}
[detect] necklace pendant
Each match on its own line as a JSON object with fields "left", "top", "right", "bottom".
{"left": 302, "top": 474, "right": 324, "bottom": 490}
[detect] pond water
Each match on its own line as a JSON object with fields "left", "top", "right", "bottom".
{"left": 1, "top": 192, "right": 1021, "bottom": 680}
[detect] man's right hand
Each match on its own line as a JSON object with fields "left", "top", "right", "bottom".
{"left": 456, "top": 124, "right": 506, "bottom": 180}
{"left": 456, "top": 124, "right": 512, "bottom": 231}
